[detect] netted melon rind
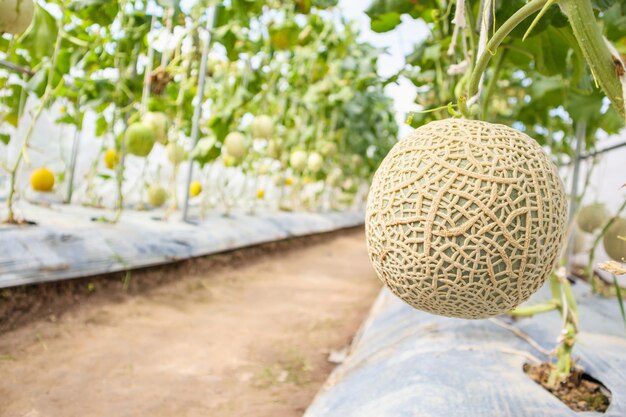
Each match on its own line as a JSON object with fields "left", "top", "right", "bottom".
{"left": 366, "top": 119, "right": 568, "bottom": 319}
{"left": 603, "top": 217, "right": 626, "bottom": 262}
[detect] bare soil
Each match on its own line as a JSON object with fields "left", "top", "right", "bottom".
{"left": 524, "top": 363, "right": 611, "bottom": 412}
{"left": 0, "top": 229, "right": 381, "bottom": 417}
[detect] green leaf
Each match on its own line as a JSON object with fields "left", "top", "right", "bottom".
{"left": 191, "top": 137, "right": 221, "bottom": 167}
{"left": 604, "top": 4, "right": 626, "bottom": 40}
{"left": 0, "top": 134, "right": 10, "bottom": 145}
{"left": 69, "top": 0, "right": 119, "bottom": 26}
{"left": 18, "top": 4, "right": 58, "bottom": 62}
{"left": 597, "top": 106, "right": 624, "bottom": 134}
{"left": 95, "top": 115, "right": 108, "bottom": 137}
{"left": 56, "top": 114, "right": 76, "bottom": 125}
{"left": 565, "top": 90, "right": 603, "bottom": 122}
{"left": 369, "top": 12, "right": 402, "bottom": 33}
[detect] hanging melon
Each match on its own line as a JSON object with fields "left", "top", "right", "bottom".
{"left": 571, "top": 226, "right": 586, "bottom": 255}
{"left": 104, "top": 148, "right": 119, "bottom": 169}
{"left": 250, "top": 115, "right": 274, "bottom": 139}
{"left": 603, "top": 217, "right": 626, "bottom": 262}
{"left": 366, "top": 119, "right": 568, "bottom": 319}
{"left": 223, "top": 132, "right": 246, "bottom": 159}
{"left": 0, "top": 0, "right": 35, "bottom": 35}
{"left": 142, "top": 112, "right": 169, "bottom": 144}
{"left": 307, "top": 152, "right": 323, "bottom": 173}
{"left": 577, "top": 203, "right": 609, "bottom": 234}
{"left": 30, "top": 167, "right": 54, "bottom": 192}
{"left": 124, "top": 122, "right": 156, "bottom": 157}
{"left": 147, "top": 185, "right": 168, "bottom": 207}
{"left": 189, "top": 181, "right": 202, "bottom": 197}
{"left": 166, "top": 142, "right": 186, "bottom": 165}
{"left": 290, "top": 150, "right": 307, "bottom": 171}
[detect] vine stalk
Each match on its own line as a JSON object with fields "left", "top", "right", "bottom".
{"left": 558, "top": 0, "right": 625, "bottom": 118}
{"left": 5, "top": 23, "right": 64, "bottom": 223}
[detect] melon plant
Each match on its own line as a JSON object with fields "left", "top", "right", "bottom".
{"left": 577, "top": 203, "right": 610, "bottom": 234}
{"left": 124, "top": 122, "right": 156, "bottom": 157}
{"left": 603, "top": 217, "right": 626, "bottom": 262}
{"left": 250, "top": 115, "right": 273, "bottom": 139}
{"left": 366, "top": 119, "right": 568, "bottom": 319}
{"left": 0, "top": 0, "right": 34, "bottom": 35}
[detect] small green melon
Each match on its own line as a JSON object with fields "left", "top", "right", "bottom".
{"left": 124, "top": 122, "right": 156, "bottom": 157}
{"left": 147, "top": 185, "right": 168, "bottom": 207}
{"left": 603, "top": 217, "right": 626, "bottom": 262}
{"left": 577, "top": 203, "right": 610, "bottom": 233}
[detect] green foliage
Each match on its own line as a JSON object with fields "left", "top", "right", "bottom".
{"left": 372, "top": 0, "right": 625, "bottom": 158}
{"left": 0, "top": 0, "right": 397, "bottom": 213}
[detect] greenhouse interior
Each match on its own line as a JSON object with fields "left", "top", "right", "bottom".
{"left": 1, "top": 0, "right": 626, "bottom": 416}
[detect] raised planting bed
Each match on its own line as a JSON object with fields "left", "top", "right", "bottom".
{"left": 0, "top": 202, "right": 364, "bottom": 288}
{"left": 304, "top": 281, "right": 626, "bottom": 417}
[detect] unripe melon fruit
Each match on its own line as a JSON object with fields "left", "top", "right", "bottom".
{"left": 290, "top": 150, "right": 307, "bottom": 171}
{"left": 166, "top": 142, "right": 186, "bottom": 165}
{"left": 124, "top": 122, "right": 156, "bottom": 157}
{"left": 142, "top": 112, "right": 169, "bottom": 144}
{"left": 366, "top": 119, "right": 568, "bottom": 319}
{"left": 267, "top": 140, "right": 282, "bottom": 159}
{"left": 577, "top": 203, "right": 609, "bottom": 234}
{"left": 250, "top": 115, "right": 273, "bottom": 139}
{"left": 223, "top": 132, "right": 246, "bottom": 159}
{"left": 571, "top": 226, "right": 586, "bottom": 255}
{"left": 30, "top": 167, "right": 54, "bottom": 192}
{"left": 603, "top": 217, "right": 626, "bottom": 262}
{"left": 147, "top": 185, "right": 167, "bottom": 207}
{"left": 307, "top": 152, "right": 323, "bottom": 173}
{"left": 319, "top": 141, "right": 337, "bottom": 157}
{"left": 0, "top": 0, "right": 34, "bottom": 35}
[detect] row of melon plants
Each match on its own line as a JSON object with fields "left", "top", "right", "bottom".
{"left": 0, "top": 0, "right": 398, "bottom": 223}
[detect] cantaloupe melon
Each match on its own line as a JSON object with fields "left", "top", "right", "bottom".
{"left": 366, "top": 119, "right": 568, "bottom": 319}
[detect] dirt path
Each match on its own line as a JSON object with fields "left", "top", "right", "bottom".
{"left": 0, "top": 230, "right": 380, "bottom": 417}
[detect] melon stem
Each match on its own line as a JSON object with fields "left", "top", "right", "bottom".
{"left": 466, "top": 0, "right": 547, "bottom": 104}
{"left": 5, "top": 17, "right": 64, "bottom": 223}
{"left": 558, "top": 0, "right": 625, "bottom": 118}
